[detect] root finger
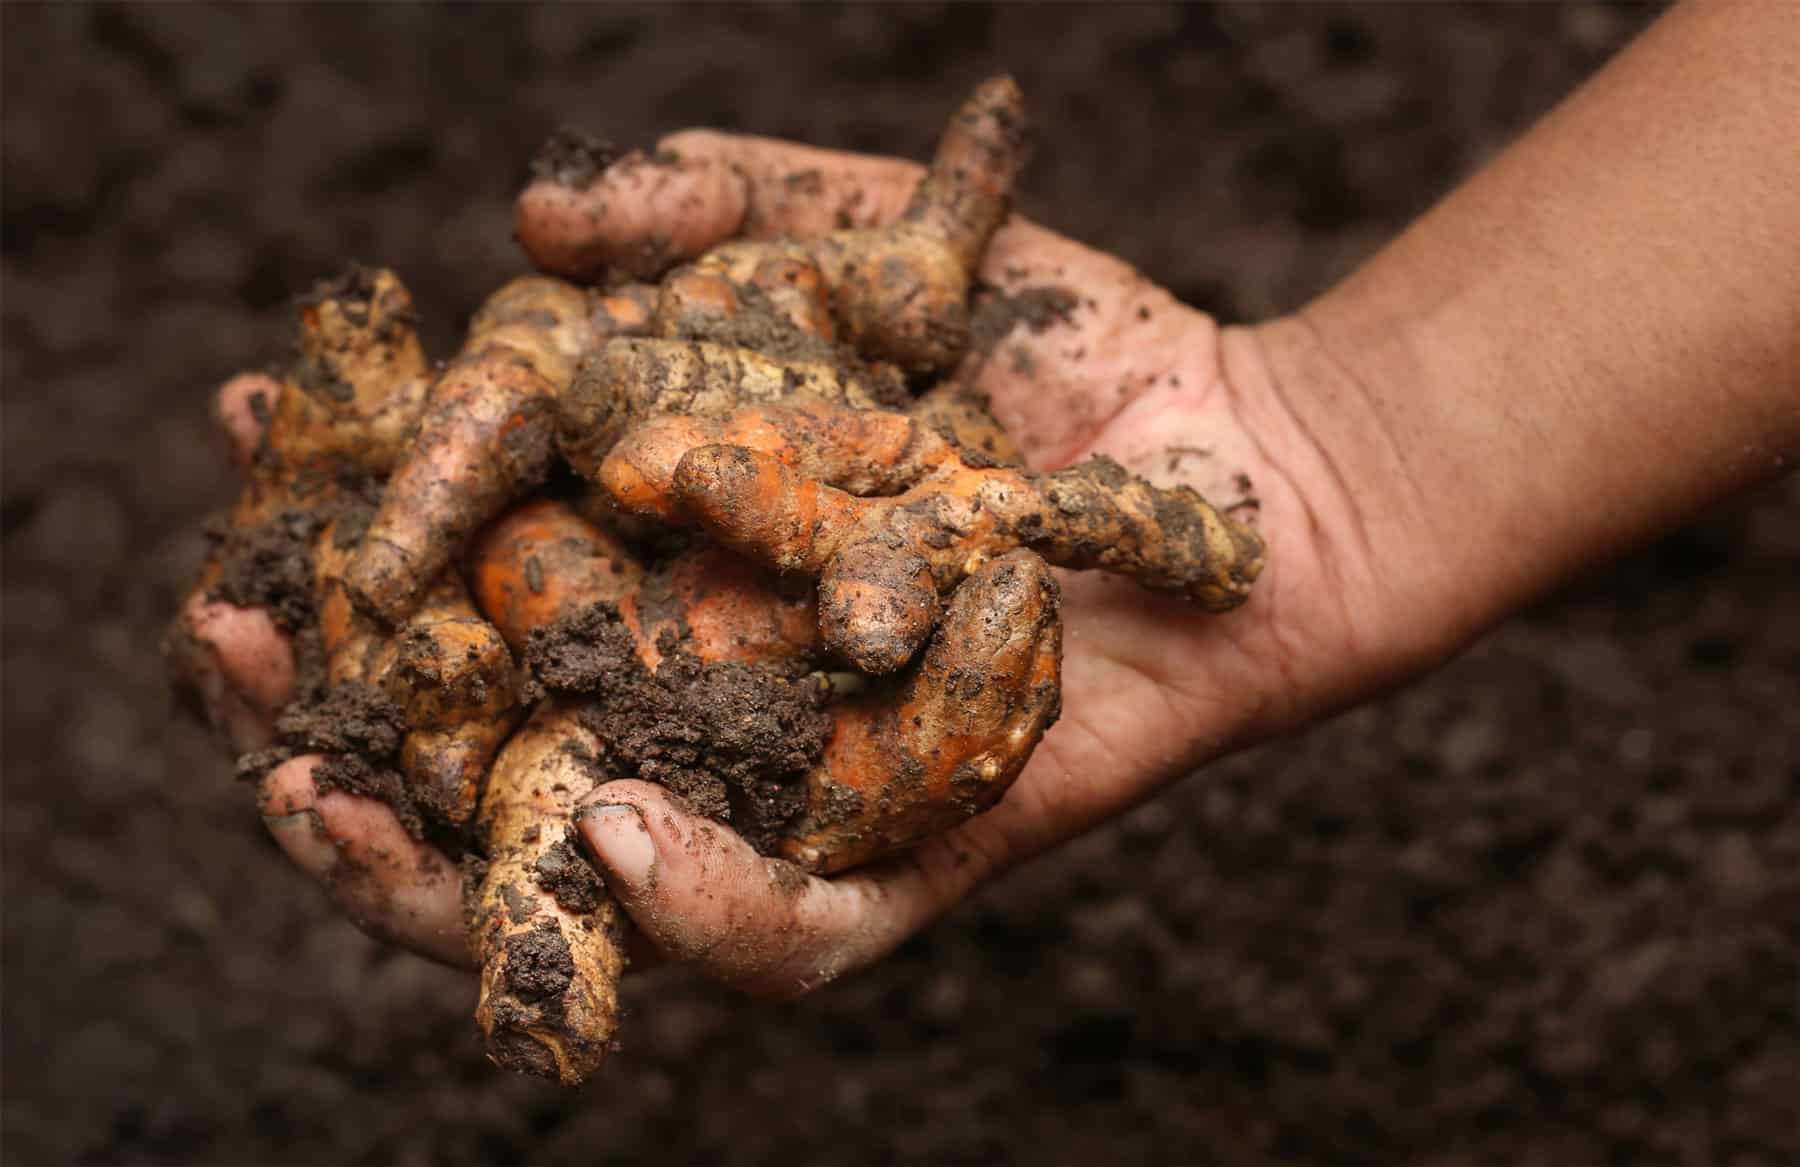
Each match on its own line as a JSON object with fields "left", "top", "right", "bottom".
{"left": 784, "top": 550, "right": 1061, "bottom": 874}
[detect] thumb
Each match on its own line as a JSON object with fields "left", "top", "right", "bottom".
{"left": 574, "top": 779, "right": 997, "bottom": 998}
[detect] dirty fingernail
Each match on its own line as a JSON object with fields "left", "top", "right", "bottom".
{"left": 261, "top": 807, "right": 339, "bottom": 878}
{"left": 578, "top": 804, "right": 656, "bottom": 888}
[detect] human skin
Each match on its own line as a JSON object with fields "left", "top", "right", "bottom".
{"left": 196, "top": 0, "right": 1797, "bottom": 995}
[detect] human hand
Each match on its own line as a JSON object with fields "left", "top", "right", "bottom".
{"left": 175, "top": 129, "right": 1457, "bottom": 991}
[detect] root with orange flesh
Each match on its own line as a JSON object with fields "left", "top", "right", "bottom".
{"left": 345, "top": 276, "right": 654, "bottom": 626}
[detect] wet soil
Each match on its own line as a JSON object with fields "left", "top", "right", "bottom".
{"left": 8, "top": 4, "right": 1800, "bottom": 1165}
{"left": 529, "top": 601, "right": 829, "bottom": 853}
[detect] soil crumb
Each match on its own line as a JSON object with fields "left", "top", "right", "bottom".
{"left": 527, "top": 602, "right": 830, "bottom": 853}
{"left": 206, "top": 508, "right": 324, "bottom": 632}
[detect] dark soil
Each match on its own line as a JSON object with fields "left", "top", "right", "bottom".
{"left": 7, "top": 4, "right": 1798, "bottom": 1165}
{"left": 529, "top": 601, "right": 828, "bottom": 853}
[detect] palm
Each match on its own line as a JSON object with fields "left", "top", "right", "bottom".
{"left": 922, "top": 227, "right": 1365, "bottom": 872}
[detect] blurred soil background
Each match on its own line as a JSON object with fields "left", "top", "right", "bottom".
{"left": 5, "top": 4, "right": 1797, "bottom": 1163}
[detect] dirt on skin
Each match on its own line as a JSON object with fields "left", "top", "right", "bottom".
{"left": 528, "top": 601, "right": 831, "bottom": 854}
{"left": 14, "top": 6, "right": 1800, "bottom": 1167}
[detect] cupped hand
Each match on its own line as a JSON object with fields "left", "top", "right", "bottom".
{"left": 181, "top": 130, "right": 1453, "bottom": 992}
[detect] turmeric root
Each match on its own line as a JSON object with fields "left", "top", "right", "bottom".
{"left": 620, "top": 544, "right": 819, "bottom": 672}
{"left": 465, "top": 500, "right": 823, "bottom": 1081}
{"left": 169, "top": 268, "right": 432, "bottom": 738}
{"left": 315, "top": 520, "right": 519, "bottom": 826}
{"left": 514, "top": 76, "right": 1029, "bottom": 373}
{"left": 472, "top": 700, "right": 628, "bottom": 1084}
{"left": 556, "top": 338, "right": 892, "bottom": 480}
{"left": 591, "top": 393, "right": 1262, "bottom": 671}
{"left": 345, "top": 276, "right": 652, "bottom": 626}
{"left": 264, "top": 265, "right": 434, "bottom": 478}
{"left": 466, "top": 499, "right": 643, "bottom": 654}
{"left": 783, "top": 550, "right": 1061, "bottom": 874}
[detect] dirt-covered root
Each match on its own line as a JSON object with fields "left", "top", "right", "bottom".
{"left": 514, "top": 129, "right": 751, "bottom": 282}
{"left": 904, "top": 383, "right": 1022, "bottom": 467}
{"left": 782, "top": 550, "right": 1062, "bottom": 874}
{"left": 266, "top": 265, "right": 433, "bottom": 476}
{"left": 599, "top": 396, "right": 929, "bottom": 525}
{"left": 473, "top": 701, "right": 626, "bottom": 1085}
{"left": 345, "top": 276, "right": 627, "bottom": 627}
{"left": 688, "top": 75, "right": 1028, "bottom": 373}
{"left": 672, "top": 430, "right": 1264, "bottom": 673}
{"left": 620, "top": 545, "right": 819, "bottom": 672}
{"left": 556, "top": 338, "right": 892, "bottom": 479}
{"left": 648, "top": 76, "right": 1029, "bottom": 374}
{"left": 466, "top": 500, "right": 643, "bottom": 654}
{"left": 514, "top": 76, "right": 1025, "bottom": 372}
{"left": 651, "top": 251, "right": 839, "bottom": 356}
{"left": 600, "top": 389, "right": 1018, "bottom": 528}
{"left": 314, "top": 519, "right": 519, "bottom": 825}
{"left": 387, "top": 579, "right": 520, "bottom": 827}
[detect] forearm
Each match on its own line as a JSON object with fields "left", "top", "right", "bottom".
{"left": 1272, "top": 0, "right": 1800, "bottom": 638}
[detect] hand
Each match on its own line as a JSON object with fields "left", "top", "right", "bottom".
{"left": 179, "top": 130, "right": 1457, "bottom": 991}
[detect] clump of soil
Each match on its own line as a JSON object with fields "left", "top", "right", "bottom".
{"left": 206, "top": 509, "right": 324, "bottom": 632}
{"left": 527, "top": 601, "right": 831, "bottom": 854}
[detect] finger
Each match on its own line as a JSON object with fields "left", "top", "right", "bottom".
{"left": 258, "top": 755, "right": 473, "bottom": 969}
{"left": 214, "top": 371, "right": 280, "bottom": 470}
{"left": 174, "top": 584, "right": 296, "bottom": 753}
{"left": 574, "top": 779, "right": 1010, "bottom": 999}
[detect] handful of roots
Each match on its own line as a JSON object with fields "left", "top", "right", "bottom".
{"left": 168, "top": 77, "right": 1264, "bottom": 1084}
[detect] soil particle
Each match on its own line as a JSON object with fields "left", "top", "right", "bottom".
{"left": 532, "top": 830, "right": 608, "bottom": 914}
{"left": 502, "top": 920, "right": 575, "bottom": 1005}
{"left": 527, "top": 602, "right": 830, "bottom": 854}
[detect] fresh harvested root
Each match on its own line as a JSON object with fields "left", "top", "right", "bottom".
{"left": 620, "top": 544, "right": 819, "bottom": 671}
{"left": 643, "top": 395, "right": 1262, "bottom": 672}
{"left": 783, "top": 550, "right": 1062, "bottom": 874}
{"left": 514, "top": 76, "right": 1030, "bottom": 373}
{"left": 466, "top": 499, "right": 643, "bottom": 654}
{"left": 698, "top": 76, "right": 1028, "bottom": 373}
{"left": 389, "top": 588, "right": 520, "bottom": 827}
{"left": 464, "top": 500, "right": 817, "bottom": 1082}
{"left": 167, "top": 268, "right": 432, "bottom": 743}
{"left": 598, "top": 385, "right": 1022, "bottom": 527}
{"left": 651, "top": 252, "right": 839, "bottom": 352}
{"left": 467, "top": 500, "right": 817, "bottom": 675}
{"left": 472, "top": 700, "right": 627, "bottom": 1084}
{"left": 345, "top": 276, "right": 651, "bottom": 626}
{"left": 265, "top": 265, "right": 433, "bottom": 478}
{"left": 905, "top": 383, "right": 1022, "bottom": 468}
{"left": 463, "top": 504, "right": 640, "bottom": 1081}
{"left": 556, "top": 338, "right": 890, "bottom": 480}
{"left": 315, "top": 521, "right": 519, "bottom": 826}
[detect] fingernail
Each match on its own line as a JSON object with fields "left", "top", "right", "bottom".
{"left": 578, "top": 804, "right": 656, "bottom": 888}
{"left": 260, "top": 808, "right": 339, "bottom": 877}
